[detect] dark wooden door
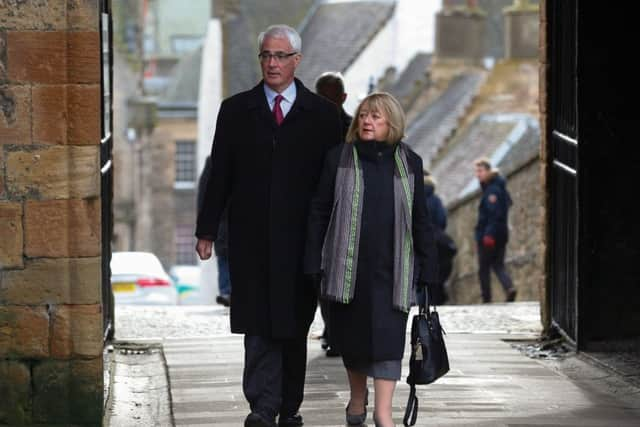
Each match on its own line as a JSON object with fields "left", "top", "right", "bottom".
{"left": 548, "top": 0, "right": 579, "bottom": 344}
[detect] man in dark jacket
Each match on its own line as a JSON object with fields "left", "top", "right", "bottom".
{"left": 197, "top": 156, "right": 230, "bottom": 307}
{"left": 313, "top": 71, "right": 352, "bottom": 358}
{"left": 195, "top": 25, "right": 342, "bottom": 427}
{"left": 315, "top": 71, "right": 352, "bottom": 139}
{"left": 419, "top": 174, "right": 455, "bottom": 305}
{"left": 474, "top": 158, "right": 517, "bottom": 303}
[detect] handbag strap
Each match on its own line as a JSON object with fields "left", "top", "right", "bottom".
{"left": 403, "top": 383, "right": 418, "bottom": 426}
{"left": 420, "top": 284, "right": 438, "bottom": 315}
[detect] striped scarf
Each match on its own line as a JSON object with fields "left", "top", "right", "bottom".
{"left": 320, "top": 142, "right": 416, "bottom": 313}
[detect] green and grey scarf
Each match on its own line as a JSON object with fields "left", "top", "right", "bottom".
{"left": 320, "top": 142, "right": 416, "bottom": 313}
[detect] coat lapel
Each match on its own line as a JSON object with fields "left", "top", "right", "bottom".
{"left": 283, "top": 78, "right": 312, "bottom": 126}
{"left": 247, "top": 82, "right": 277, "bottom": 129}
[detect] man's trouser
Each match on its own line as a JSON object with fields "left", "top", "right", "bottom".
{"left": 243, "top": 335, "right": 307, "bottom": 420}
{"left": 477, "top": 242, "right": 514, "bottom": 302}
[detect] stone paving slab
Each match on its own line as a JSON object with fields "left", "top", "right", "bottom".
{"left": 110, "top": 303, "right": 640, "bottom": 426}
{"left": 161, "top": 333, "right": 640, "bottom": 426}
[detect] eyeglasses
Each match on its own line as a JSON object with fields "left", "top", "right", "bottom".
{"left": 258, "top": 51, "right": 298, "bottom": 63}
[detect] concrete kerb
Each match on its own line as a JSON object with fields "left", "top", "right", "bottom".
{"left": 102, "top": 340, "right": 175, "bottom": 427}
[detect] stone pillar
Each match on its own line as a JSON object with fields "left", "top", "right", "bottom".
{"left": 504, "top": 0, "right": 540, "bottom": 59}
{"left": 435, "top": 1, "right": 487, "bottom": 64}
{"left": 0, "top": 1, "right": 104, "bottom": 425}
{"left": 538, "top": 0, "right": 551, "bottom": 333}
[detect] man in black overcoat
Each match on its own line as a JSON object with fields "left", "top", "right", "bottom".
{"left": 195, "top": 25, "right": 342, "bottom": 427}
{"left": 313, "top": 71, "right": 352, "bottom": 358}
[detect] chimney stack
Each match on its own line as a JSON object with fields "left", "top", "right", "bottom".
{"left": 435, "top": 1, "right": 487, "bottom": 65}
{"left": 503, "top": 0, "right": 539, "bottom": 59}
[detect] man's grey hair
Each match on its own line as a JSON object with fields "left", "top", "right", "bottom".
{"left": 258, "top": 25, "right": 302, "bottom": 52}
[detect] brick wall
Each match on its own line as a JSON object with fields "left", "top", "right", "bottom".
{"left": 446, "top": 159, "right": 544, "bottom": 305}
{"left": 0, "top": 1, "right": 103, "bottom": 424}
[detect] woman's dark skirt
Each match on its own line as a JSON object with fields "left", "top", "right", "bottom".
{"left": 342, "top": 357, "right": 402, "bottom": 381}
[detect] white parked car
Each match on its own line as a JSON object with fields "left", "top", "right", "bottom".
{"left": 111, "top": 251, "right": 178, "bottom": 305}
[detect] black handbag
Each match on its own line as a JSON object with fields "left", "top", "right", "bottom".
{"left": 403, "top": 297, "right": 449, "bottom": 426}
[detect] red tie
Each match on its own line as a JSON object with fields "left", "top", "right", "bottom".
{"left": 273, "top": 94, "right": 284, "bottom": 125}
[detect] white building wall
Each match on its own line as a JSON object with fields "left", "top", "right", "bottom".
{"left": 196, "top": 19, "right": 223, "bottom": 304}
{"left": 343, "top": 0, "right": 438, "bottom": 114}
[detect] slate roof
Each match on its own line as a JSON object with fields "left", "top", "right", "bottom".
{"left": 429, "top": 113, "right": 540, "bottom": 205}
{"left": 161, "top": 46, "right": 203, "bottom": 106}
{"left": 296, "top": 1, "right": 395, "bottom": 88}
{"left": 405, "top": 72, "right": 485, "bottom": 168}
{"left": 223, "top": 0, "right": 314, "bottom": 96}
{"left": 156, "top": 0, "right": 314, "bottom": 109}
{"left": 224, "top": 10, "right": 258, "bottom": 97}
{"left": 385, "top": 52, "right": 432, "bottom": 105}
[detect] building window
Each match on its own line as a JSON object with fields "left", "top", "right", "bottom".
{"left": 176, "top": 224, "right": 197, "bottom": 265}
{"left": 175, "top": 140, "right": 196, "bottom": 189}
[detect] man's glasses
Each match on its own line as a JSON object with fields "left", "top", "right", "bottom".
{"left": 258, "top": 51, "right": 298, "bottom": 63}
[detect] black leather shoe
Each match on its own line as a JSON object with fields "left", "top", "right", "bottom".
{"left": 216, "top": 294, "right": 231, "bottom": 307}
{"left": 245, "top": 412, "right": 276, "bottom": 427}
{"left": 506, "top": 288, "right": 517, "bottom": 302}
{"left": 278, "top": 412, "right": 303, "bottom": 426}
{"left": 320, "top": 336, "right": 329, "bottom": 350}
{"left": 325, "top": 346, "right": 341, "bottom": 357}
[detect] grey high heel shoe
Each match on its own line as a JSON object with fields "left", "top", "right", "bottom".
{"left": 345, "top": 388, "right": 369, "bottom": 425}
{"left": 372, "top": 413, "right": 394, "bottom": 427}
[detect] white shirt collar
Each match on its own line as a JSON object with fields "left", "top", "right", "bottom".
{"left": 263, "top": 81, "right": 297, "bottom": 106}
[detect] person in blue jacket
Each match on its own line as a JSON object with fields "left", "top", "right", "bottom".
{"left": 416, "top": 173, "right": 454, "bottom": 306}
{"left": 474, "top": 158, "right": 517, "bottom": 303}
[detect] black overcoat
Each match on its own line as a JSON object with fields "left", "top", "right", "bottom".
{"left": 305, "top": 141, "right": 438, "bottom": 362}
{"left": 196, "top": 79, "right": 342, "bottom": 338}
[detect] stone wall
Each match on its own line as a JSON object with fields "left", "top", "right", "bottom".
{"left": 446, "top": 158, "right": 544, "bottom": 305}
{"left": 0, "top": 1, "right": 103, "bottom": 424}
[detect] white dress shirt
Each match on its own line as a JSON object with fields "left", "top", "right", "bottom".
{"left": 263, "top": 81, "right": 297, "bottom": 119}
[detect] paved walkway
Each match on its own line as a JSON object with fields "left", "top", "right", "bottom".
{"left": 109, "top": 302, "right": 640, "bottom": 426}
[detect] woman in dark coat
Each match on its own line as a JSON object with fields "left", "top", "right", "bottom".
{"left": 305, "top": 93, "right": 437, "bottom": 427}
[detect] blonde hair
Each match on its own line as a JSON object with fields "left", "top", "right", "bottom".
{"left": 424, "top": 174, "right": 437, "bottom": 189}
{"left": 474, "top": 157, "right": 492, "bottom": 170}
{"left": 346, "top": 92, "right": 406, "bottom": 144}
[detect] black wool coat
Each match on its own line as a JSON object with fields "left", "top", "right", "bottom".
{"left": 196, "top": 79, "right": 342, "bottom": 338}
{"left": 305, "top": 141, "right": 438, "bottom": 362}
